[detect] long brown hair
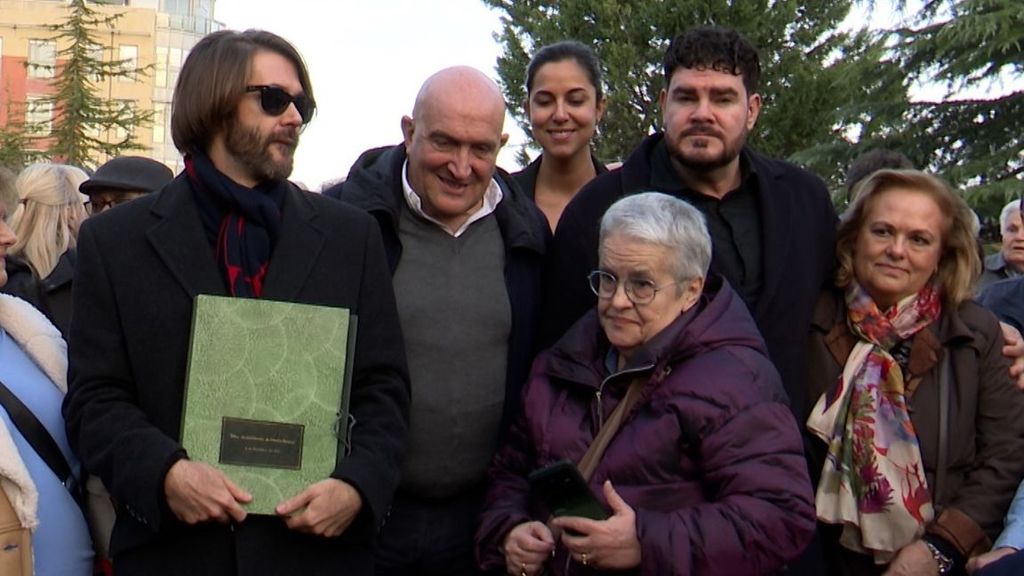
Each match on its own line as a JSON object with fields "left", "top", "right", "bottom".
{"left": 171, "top": 29, "right": 316, "bottom": 155}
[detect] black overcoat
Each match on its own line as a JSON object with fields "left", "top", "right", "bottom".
{"left": 63, "top": 175, "right": 410, "bottom": 575}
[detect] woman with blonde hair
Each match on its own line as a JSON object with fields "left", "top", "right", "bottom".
{"left": 0, "top": 163, "right": 89, "bottom": 338}
{"left": 805, "top": 169, "right": 1024, "bottom": 575}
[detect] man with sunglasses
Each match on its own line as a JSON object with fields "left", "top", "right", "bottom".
{"left": 325, "top": 66, "right": 548, "bottom": 576}
{"left": 64, "top": 29, "right": 410, "bottom": 575}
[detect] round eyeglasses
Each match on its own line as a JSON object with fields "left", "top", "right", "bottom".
{"left": 587, "top": 270, "right": 678, "bottom": 305}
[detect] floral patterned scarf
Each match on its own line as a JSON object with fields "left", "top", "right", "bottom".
{"left": 807, "top": 281, "right": 941, "bottom": 563}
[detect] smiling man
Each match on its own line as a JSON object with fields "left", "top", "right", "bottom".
{"left": 63, "top": 29, "right": 410, "bottom": 575}
{"left": 540, "top": 25, "right": 836, "bottom": 423}
{"left": 325, "top": 66, "right": 548, "bottom": 576}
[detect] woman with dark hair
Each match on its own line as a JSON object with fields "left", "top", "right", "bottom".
{"left": 805, "top": 169, "right": 1024, "bottom": 575}
{"left": 514, "top": 40, "right": 607, "bottom": 231}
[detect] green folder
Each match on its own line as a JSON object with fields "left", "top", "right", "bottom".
{"left": 180, "top": 295, "right": 356, "bottom": 515}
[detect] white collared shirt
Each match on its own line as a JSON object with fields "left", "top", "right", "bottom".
{"left": 401, "top": 160, "right": 503, "bottom": 238}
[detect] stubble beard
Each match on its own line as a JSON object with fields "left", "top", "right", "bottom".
{"left": 226, "top": 122, "right": 298, "bottom": 183}
{"left": 670, "top": 127, "right": 747, "bottom": 173}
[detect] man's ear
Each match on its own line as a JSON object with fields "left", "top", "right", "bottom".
{"left": 401, "top": 116, "right": 415, "bottom": 149}
{"left": 500, "top": 132, "right": 509, "bottom": 148}
{"left": 746, "top": 93, "right": 762, "bottom": 131}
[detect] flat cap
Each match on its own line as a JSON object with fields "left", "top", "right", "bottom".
{"left": 80, "top": 156, "right": 174, "bottom": 195}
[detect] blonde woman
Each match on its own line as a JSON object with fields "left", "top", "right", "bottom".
{"left": 1, "top": 163, "right": 89, "bottom": 338}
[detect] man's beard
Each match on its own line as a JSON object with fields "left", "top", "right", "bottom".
{"left": 225, "top": 122, "right": 298, "bottom": 184}
{"left": 670, "top": 126, "right": 746, "bottom": 172}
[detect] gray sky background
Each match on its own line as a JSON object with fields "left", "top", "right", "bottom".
{"left": 214, "top": 0, "right": 523, "bottom": 190}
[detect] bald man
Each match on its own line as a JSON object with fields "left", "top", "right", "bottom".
{"left": 325, "top": 67, "right": 548, "bottom": 575}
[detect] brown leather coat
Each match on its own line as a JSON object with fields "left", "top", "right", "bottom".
{"left": 804, "top": 289, "right": 1024, "bottom": 571}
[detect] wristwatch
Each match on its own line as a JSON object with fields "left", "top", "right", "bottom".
{"left": 923, "top": 540, "right": 954, "bottom": 575}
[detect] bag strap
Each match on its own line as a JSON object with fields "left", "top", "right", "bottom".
{"left": 935, "top": 351, "right": 951, "bottom": 505}
{"left": 578, "top": 376, "right": 646, "bottom": 482}
{"left": 0, "top": 378, "right": 73, "bottom": 486}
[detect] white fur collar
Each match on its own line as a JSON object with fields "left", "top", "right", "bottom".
{"left": 0, "top": 293, "right": 67, "bottom": 530}
{"left": 0, "top": 293, "right": 67, "bottom": 391}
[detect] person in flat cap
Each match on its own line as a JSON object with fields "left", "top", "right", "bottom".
{"left": 80, "top": 156, "right": 174, "bottom": 215}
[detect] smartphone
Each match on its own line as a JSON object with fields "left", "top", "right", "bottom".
{"left": 528, "top": 459, "right": 608, "bottom": 521}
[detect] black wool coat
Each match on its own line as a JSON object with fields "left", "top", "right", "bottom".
{"left": 0, "top": 250, "right": 76, "bottom": 339}
{"left": 62, "top": 175, "right": 410, "bottom": 576}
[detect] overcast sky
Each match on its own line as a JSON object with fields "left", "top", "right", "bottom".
{"left": 213, "top": 0, "right": 527, "bottom": 190}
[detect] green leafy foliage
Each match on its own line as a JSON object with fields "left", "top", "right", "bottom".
{"left": 484, "top": 0, "right": 1022, "bottom": 212}
{"left": 0, "top": 100, "right": 43, "bottom": 170}
{"left": 892, "top": 0, "right": 1023, "bottom": 208}
{"left": 484, "top": 0, "right": 902, "bottom": 192}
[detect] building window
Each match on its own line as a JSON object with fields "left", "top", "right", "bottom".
{"left": 113, "top": 100, "right": 136, "bottom": 142}
{"left": 169, "top": 47, "right": 182, "bottom": 68}
{"left": 28, "top": 39, "right": 56, "bottom": 79}
{"left": 162, "top": 0, "right": 190, "bottom": 15}
{"left": 152, "top": 102, "right": 167, "bottom": 143}
{"left": 154, "top": 46, "right": 167, "bottom": 87}
{"left": 87, "top": 45, "right": 104, "bottom": 82}
{"left": 26, "top": 96, "right": 54, "bottom": 135}
{"left": 118, "top": 44, "right": 139, "bottom": 82}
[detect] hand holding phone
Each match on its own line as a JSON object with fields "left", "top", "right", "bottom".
{"left": 528, "top": 459, "right": 608, "bottom": 521}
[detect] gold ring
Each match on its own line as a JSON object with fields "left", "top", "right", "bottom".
{"left": 581, "top": 552, "right": 589, "bottom": 566}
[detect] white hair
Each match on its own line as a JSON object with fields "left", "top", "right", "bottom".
{"left": 599, "top": 192, "right": 711, "bottom": 281}
{"left": 999, "top": 199, "right": 1022, "bottom": 233}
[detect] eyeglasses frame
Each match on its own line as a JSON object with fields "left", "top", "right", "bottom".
{"left": 587, "top": 270, "right": 680, "bottom": 305}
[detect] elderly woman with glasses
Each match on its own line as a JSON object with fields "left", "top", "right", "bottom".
{"left": 476, "top": 192, "right": 815, "bottom": 576}
{"left": 805, "top": 170, "right": 1024, "bottom": 575}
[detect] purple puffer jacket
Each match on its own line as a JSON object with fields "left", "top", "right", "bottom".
{"left": 476, "top": 276, "right": 815, "bottom": 575}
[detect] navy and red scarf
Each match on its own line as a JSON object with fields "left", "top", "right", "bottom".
{"left": 185, "top": 153, "right": 285, "bottom": 298}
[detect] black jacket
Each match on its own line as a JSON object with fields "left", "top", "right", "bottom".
{"left": 1, "top": 250, "right": 75, "bottom": 339}
{"left": 539, "top": 132, "right": 836, "bottom": 418}
{"left": 63, "top": 175, "right": 410, "bottom": 575}
{"left": 325, "top": 144, "right": 548, "bottom": 434}
{"left": 511, "top": 151, "right": 608, "bottom": 200}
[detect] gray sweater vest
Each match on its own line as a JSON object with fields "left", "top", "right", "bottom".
{"left": 392, "top": 206, "right": 510, "bottom": 498}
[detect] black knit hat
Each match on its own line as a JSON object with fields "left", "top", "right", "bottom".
{"left": 79, "top": 156, "right": 174, "bottom": 195}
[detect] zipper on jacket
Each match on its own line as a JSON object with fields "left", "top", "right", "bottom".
{"left": 594, "top": 363, "right": 654, "bottom": 432}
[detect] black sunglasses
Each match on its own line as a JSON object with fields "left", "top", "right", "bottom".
{"left": 245, "top": 85, "right": 312, "bottom": 124}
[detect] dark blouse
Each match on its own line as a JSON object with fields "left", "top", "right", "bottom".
{"left": 511, "top": 151, "right": 608, "bottom": 200}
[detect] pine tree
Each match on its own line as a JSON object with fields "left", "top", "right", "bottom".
{"left": 893, "top": 0, "right": 1023, "bottom": 210}
{"left": 0, "top": 100, "right": 43, "bottom": 170}
{"left": 483, "top": 0, "right": 904, "bottom": 191}
{"left": 40, "top": 0, "right": 153, "bottom": 169}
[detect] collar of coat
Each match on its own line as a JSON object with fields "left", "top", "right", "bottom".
{"left": 339, "top": 144, "right": 548, "bottom": 257}
{"left": 0, "top": 293, "right": 66, "bottom": 531}
{"left": 544, "top": 275, "right": 768, "bottom": 390}
{"left": 811, "top": 288, "right": 976, "bottom": 398}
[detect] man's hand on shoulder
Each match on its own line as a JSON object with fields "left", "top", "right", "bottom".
{"left": 999, "top": 322, "right": 1024, "bottom": 390}
{"left": 164, "top": 459, "right": 252, "bottom": 524}
{"left": 276, "top": 478, "right": 363, "bottom": 538}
